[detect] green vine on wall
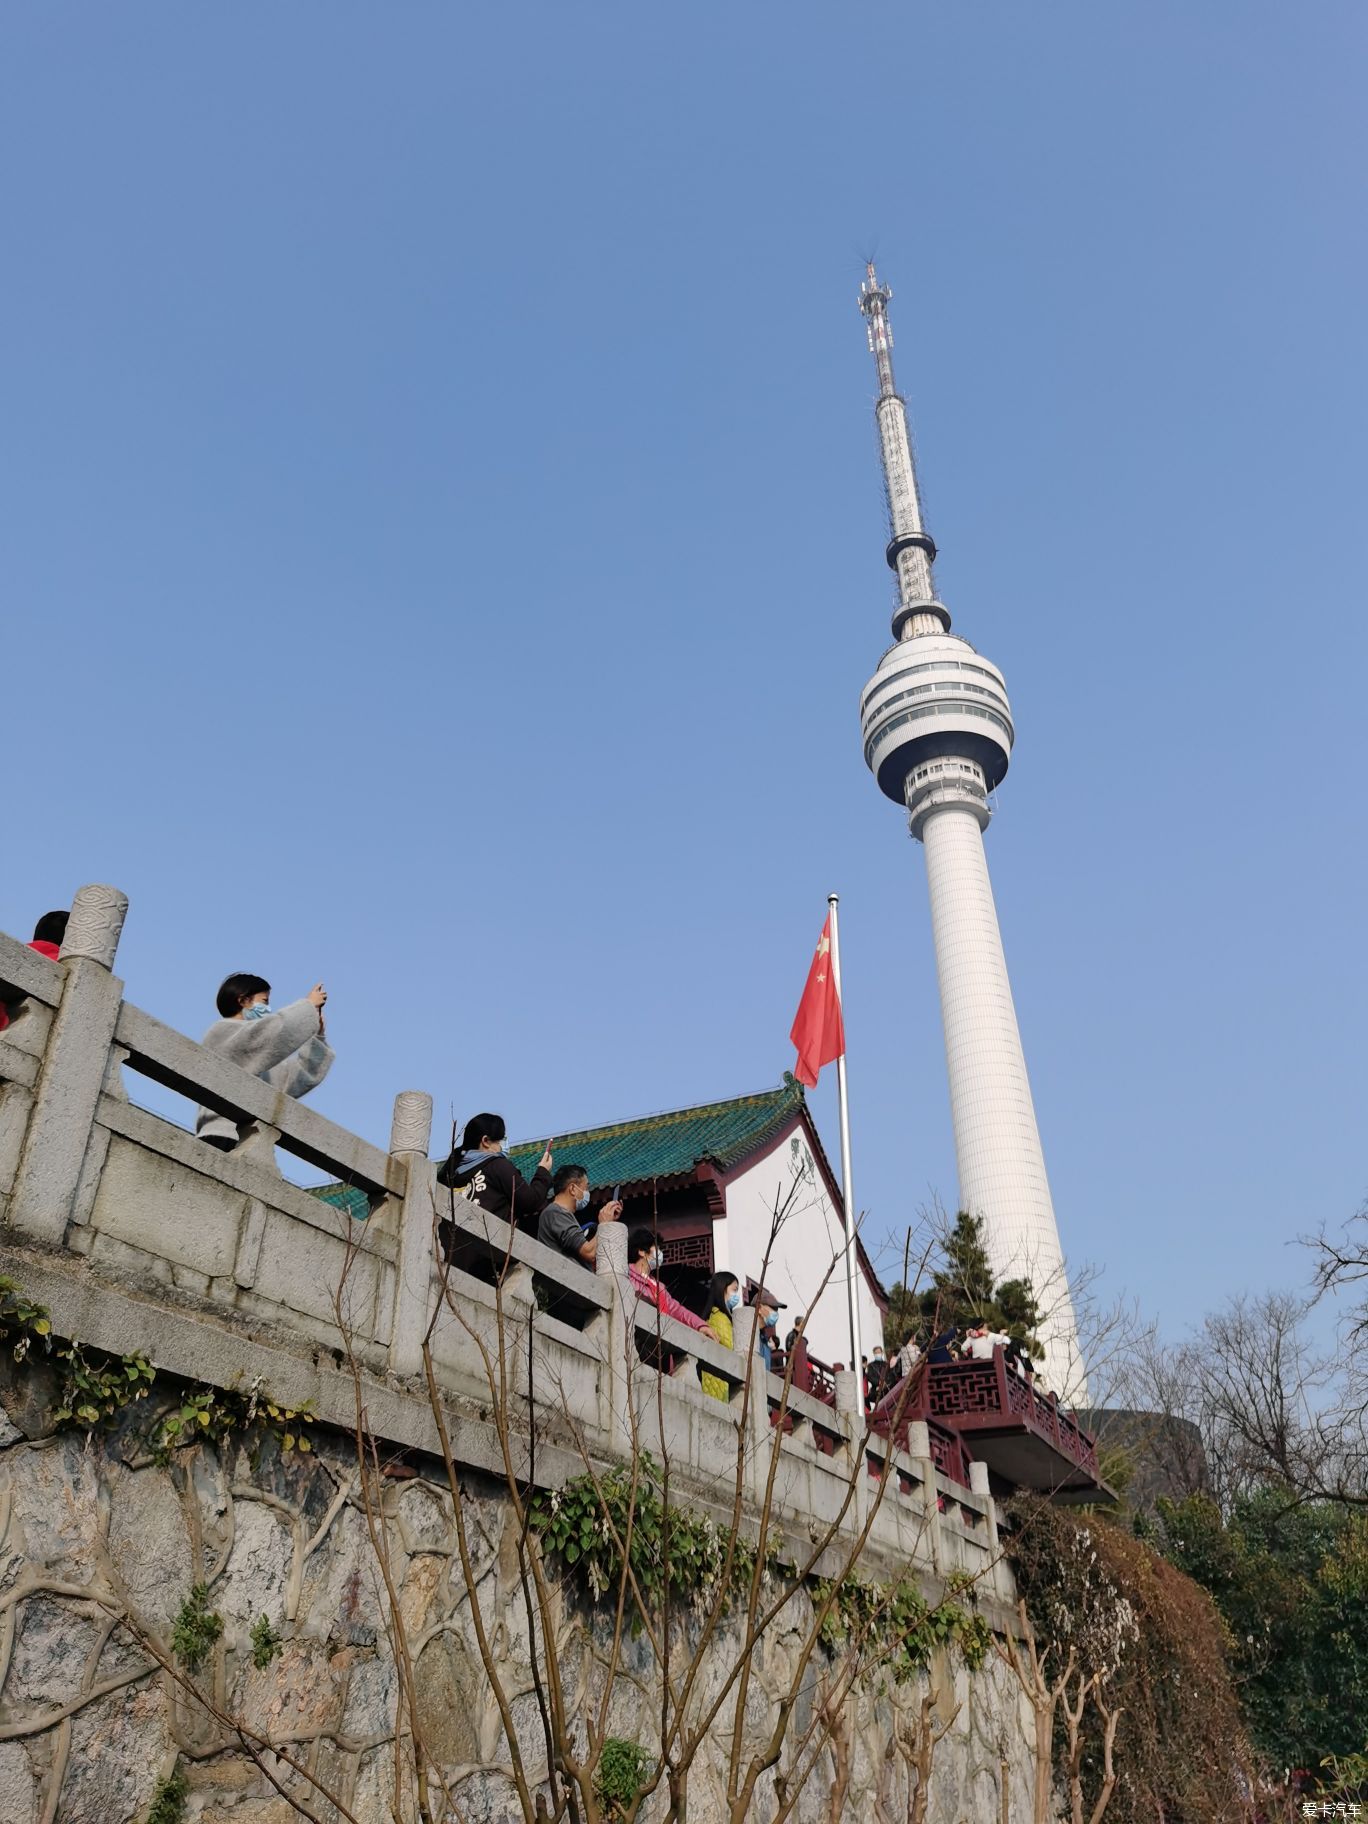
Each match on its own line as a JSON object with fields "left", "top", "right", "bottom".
{"left": 529, "top": 1456, "right": 777, "bottom": 1627}
{"left": 143, "top": 1766, "right": 188, "bottom": 1824}
{"left": 814, "top": 1567, "right": 991, "bottom": 1682}
{"left": 595, "top": 1738, "right": 651, "bottom": 1821}
{"left": 250, "top": 1614, "right": 283, "bottom": 1669}
{"left": 172, "top": 1583, "right": 224, "bottom": 1672}
{"left": 0, "top": 1275, "right": 313, "bottom": 1460}
{"left": 152, "top": 1383, "right": 314, "bottom": 1463}
{"left": 531, "top": 1459, "right": 988, "bottom": 1690}
{"left": 0, "top": 1275, "right": 52, "bottom": 1361}
{"left": 53, "top": 1341, "right": 156, "bottom": 1429}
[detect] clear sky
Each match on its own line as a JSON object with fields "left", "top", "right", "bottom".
{"left": 3, "top": 3, "right": 1364, "bottom": 1344}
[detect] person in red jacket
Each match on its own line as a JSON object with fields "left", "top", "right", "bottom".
{"left": 627, "top": 1228, "right": 713, "bottom": 1378}
{"left": 0, "top": 911, "right": 68, "bottom": 1032}
{"left": 628, "top": 1229, "right": 711, "bottom": 1334}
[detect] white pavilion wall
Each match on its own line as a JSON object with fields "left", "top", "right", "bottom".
{"left": 713, "top": 1127, "right": 884, "bottom": 1370}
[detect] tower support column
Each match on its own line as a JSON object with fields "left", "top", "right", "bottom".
{"left": 919, "top": 803, "right": 1083, "bottom": 1397}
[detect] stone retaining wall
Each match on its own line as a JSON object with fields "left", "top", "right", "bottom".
{"left": 0, "top": 1412, "right": 1035, "bottom": 1824}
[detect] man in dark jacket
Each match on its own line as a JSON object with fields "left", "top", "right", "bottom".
{"left": 437, "top": 1113, "right": 552, "bottom": 1234}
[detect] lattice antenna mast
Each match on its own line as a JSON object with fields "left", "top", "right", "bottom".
{"left": 858, "top": 262, "right": 950, "bottom": 640}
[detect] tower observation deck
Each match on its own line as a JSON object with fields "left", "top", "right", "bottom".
{"left": 855, "top": 264, "right": 1086, "bottom": 1400}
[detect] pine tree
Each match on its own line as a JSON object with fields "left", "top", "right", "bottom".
{"left": 906, "top": 1212, "right": 1044, "bottom": 1354}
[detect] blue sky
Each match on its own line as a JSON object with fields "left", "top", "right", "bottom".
{"left": 3, "top": 3, "right": 1364, "bottom": 1345}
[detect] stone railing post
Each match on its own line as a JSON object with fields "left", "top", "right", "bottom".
{"left": 968, "top": 1457, "right": 1006, "bottom": 1593}
{"left": 833, "top": 1367, "right": 869, "bottom": 1523}
{"left": 731, "top": 1307, "right": 771, "bottom": 1491}
{"left": 594, "top": 1216, "right": 633, "bottom": 1453}
{"left": 906, "top": 1418, "right": 945, "bottom": 1575}
{"left": 8, "top": 885, "right": 128, "bottom": 1247}
{"left": 387, "top": 1092, "right": 435, "bottom": 1378}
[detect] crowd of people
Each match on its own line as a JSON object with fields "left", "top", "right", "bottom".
{"left": 4, "top": 947, "right": 1043, "bottom": 1416}
{"left": 435, "top": 1112, "right": 793, "bottom": 1402}
{"left": 862, "top": 1320, "right": 1036, "bottom": 1412}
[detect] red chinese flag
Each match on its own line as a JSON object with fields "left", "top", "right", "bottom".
{"left": 790, "top": 914, "right": 845, "bottom": 1088}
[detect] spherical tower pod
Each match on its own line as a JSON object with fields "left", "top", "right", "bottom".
{"left": 860, "top": 632, "right": 1014, "bottom": 833}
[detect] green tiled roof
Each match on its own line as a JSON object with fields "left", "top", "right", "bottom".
{"left": 312, "top": 1182, "right": 371, "bottom": 1222}
{"left": 508, "top": 1076, "right": 807, "bottom": 1193}
{"left": 309, "top": 1076, "right": 808, "bottom": 1220}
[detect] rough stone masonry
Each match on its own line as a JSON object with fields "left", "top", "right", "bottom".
{"left": 0, "top": 1407, "right": 1035, "bottom": 1824}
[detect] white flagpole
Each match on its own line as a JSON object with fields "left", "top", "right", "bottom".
{"left": 827, "top": 893, "right": 863, "bottom": 1378}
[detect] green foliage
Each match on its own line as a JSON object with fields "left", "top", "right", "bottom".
{"left": 250, "top": 1613, "right": 282, "bottom": 1669}
{"left": 883, "top": 1214, "right": 1044, "bottom": 1356}
{"left": 881, "top": 1277, "right": 923, "bottom": 1356}
{"left": 1007, "top": 1495, "right": 1251, "bottom": 1824}
{"left": 0, "top": 1276, "right": 52, "bottom": 1362}
{"left": 1153, "top": 1490, "right": 1368, "bottom": 1776}
{"left": 1, "top": 1289, "right": 313, "bottom": 1463}
{"left": 816, "top": 1569, "right": 990, "bottom": 1683}
{"left": 595, "top": 1738, "right": 651, "bottom": 1820}
{"left": 529, "top": 1455, "right": 774, "bottom": 1628}
{"left": 153, "top": 1381, "right": 314, "bottom": 1463}
{"left": 52, "top": 1341, "right": 155, "bottom": 1430}
{"left": 143, "top": 1768, "right": 187, "bottom": 1824}
{"left": 172, "top": 1583, "right": 224, "bottom": 1672}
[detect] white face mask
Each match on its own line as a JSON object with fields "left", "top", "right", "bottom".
{"left": 649, "top": 1248, "right": 663, "bottom": 1272}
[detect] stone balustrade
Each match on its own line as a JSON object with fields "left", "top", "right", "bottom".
{"left": 0, "top": 888, "right": 1014, "bottom": 1606}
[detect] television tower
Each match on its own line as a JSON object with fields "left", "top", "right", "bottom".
{"left": 855, "top": 263, "right": 1085, "bottom": 1398}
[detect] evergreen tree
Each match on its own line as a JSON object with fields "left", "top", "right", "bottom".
{"left": 1153, "top": 1490, "right": 1368, "bottom": 1775}
{"left": 881, "top": 1213, "right": 1045, "bottom": 1356}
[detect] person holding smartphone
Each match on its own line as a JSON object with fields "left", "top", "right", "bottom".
{"left": 196, "top": 973, "right": 333, "bottom": 1152}
{"left": 537, "top": 1165, "right": 622, "bottom": 1266}
{"left": 437, "top": 1114, "right": 553, "bottom": 1234}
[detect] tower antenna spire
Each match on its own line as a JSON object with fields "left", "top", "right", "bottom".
{"left": 858, "top": 262, "right": 949, "bottom": 640}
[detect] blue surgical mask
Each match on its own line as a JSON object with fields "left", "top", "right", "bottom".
{"left": 649, "top": 1248, "right": 663, "bottom": 1272}
{"left": 725, "top": 1290, "right": 741, "bottom": 1313}
{"left": 243, "top": 1004, "right": 271, "bottom": 1021}
{"left": 575, "top": 1192, "right": 589, "bottom": 1213}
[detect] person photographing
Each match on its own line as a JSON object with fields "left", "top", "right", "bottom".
{"left": 437, "top": 1114, "right": 553, "bottom": 1233}
{"left": 196, "top": 974, "right": 333, "bottom": 1152}
{"left": 537, "top": 1165, "right": 622, "bottom": 1267}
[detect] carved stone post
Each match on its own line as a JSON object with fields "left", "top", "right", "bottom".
{"left": 8, "top": 885, "right": 128, "bottom": 1247}
{"left": 387, "top": 1091, "right": 434, "bottom": 1378}
{"left": 905, "top": 1417, "right": 944, "bottom": 1575}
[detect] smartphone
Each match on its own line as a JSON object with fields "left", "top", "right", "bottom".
{"left": 611, "top": 1184, "right": 621, "bottom": 1203}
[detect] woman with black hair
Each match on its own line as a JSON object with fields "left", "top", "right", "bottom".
{"left": 195, "top": 972, "right": 333, "bottom": 1151}
{"left": 700, "top": 1270, "right": 741, "bottom": 1401}
{"left": 437, "top": 1113, "right": 552, "bottom": 1234}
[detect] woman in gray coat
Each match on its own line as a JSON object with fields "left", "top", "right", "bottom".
{"left": 196, "top": 972, "right": 333, "bottom": 1150}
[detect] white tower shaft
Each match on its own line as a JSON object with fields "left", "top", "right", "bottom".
{"left": 923, "top": 806, "right": 1084, "bottom": 1396}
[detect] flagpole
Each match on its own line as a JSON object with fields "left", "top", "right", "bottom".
{"left": 827, "top": 893, "right": 863, "bottom": 1379}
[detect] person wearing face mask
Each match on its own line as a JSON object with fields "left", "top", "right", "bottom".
{"left": 195, "top": 972, "right": 333, "bottom": 1152}
{"left": 437, "top": 1113, "right": 553, "bottom": 1233}
{"left": 748, "top": 1287, "right": 785, "bottom": 1374}
{"left": 628, "top": 1229, "right": 711, "bottom": 1339}
{"left": 701, "top": 1272, "right": 741, "bottom": 1401}
{"left": 536, "top": 1164, "right": 622, "bottom": 1266}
